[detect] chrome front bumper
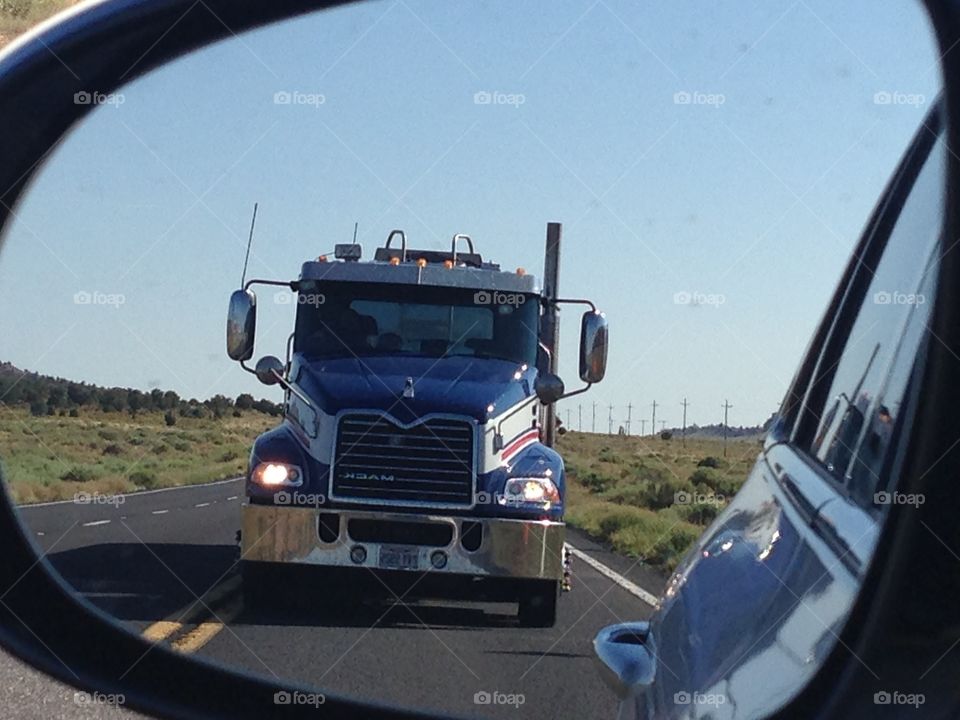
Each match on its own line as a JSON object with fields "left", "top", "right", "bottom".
{"left": 241, "top": 504, "right": 565, "bottom": 581}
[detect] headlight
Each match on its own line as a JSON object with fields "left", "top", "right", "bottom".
{"left": 503, "top": 477, "right": 560, "bottom": 506}
{"left": 251, "top": 462, "right": 302, "bottom": 488}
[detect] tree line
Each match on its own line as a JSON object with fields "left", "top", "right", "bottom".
{"left": 0, "top": 362, "right": 282, "bottom": 422}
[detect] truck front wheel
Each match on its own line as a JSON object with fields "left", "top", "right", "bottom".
{"left": 518, "top": 580, "right": 559, "bottom": 628}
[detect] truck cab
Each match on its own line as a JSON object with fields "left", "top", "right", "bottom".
{"left": 226, "top": 229, "right": 607, "bottom": 627}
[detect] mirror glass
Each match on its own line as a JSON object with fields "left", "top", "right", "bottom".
{"left": 0, "top": 1, "right": 938, "bottom": 718}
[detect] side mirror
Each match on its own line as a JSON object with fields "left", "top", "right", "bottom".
{"left": 594, "top": 622, "right": 657, "bottom": 718}
{"left": 579, "top": 311, "right": 608, "bottom": 383}
{"left": 254, "top": 355, "right": 284, "bottom": 386}
{"left": 534, "top": 372, "right": 565, "bottom": 404}
{"left": 226, "top": 289, "right": 257, "bottom": 361}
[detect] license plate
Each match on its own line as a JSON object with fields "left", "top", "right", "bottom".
{"left": 379, "top": 546, "right": 420, "bottom": 571}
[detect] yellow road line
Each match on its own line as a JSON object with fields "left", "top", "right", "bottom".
{"left": 170, "top": 598, "right": 243, "bottom": 654}
{"left": 141, "top": 575, "right": 241, "bottom": 645}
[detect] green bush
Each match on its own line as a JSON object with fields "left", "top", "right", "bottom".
{"left": 598, "top": 446, "right": 622, "bottom": 463}
{"left": 101, "top": 444, "right": 123, "bottom": 456}
{"left": 578, "top": 470, "right": 615, "bottom": 494}
{"left": 60, "top": 465, "right": 98, "bottom": 483}
{"left": 128, "top": 470, "right": 159, "bottom": 489}
{"left": 97, "top": 428, "right": 120, "bottom": 441}
{"left": 697, "top": 456, "right": 721, "bottom": 468}
{"left": 164, "top": 410, "right": 177, "bottom": 427}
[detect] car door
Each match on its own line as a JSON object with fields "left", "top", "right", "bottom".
{"left": 625, "top": 107, "right": 947, "bottom": 720}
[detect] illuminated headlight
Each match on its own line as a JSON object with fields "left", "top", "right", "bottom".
{"left": 251, "top": 462, "right": 302, "bottom": 488}
{"left": 503, "top": 477, "right": 560, "bottom": 507}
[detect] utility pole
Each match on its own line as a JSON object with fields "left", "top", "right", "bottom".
{"left": 722, "top": 399, "right": 733, "bottom": 457}
{"left": 625, "top": 403, "right": 632, "bottom": 436}
{"left": 578, "top": 404, "right": 582, "bottom": 432}
{"left": 651, "top": 400, "right": 658, "bottom": 438}
{"left": 566, "top": 409, "right": 571, "bottom": 429}
{"left": 640, "top": 419, "right": 647, "bottom": 436}
{"left": 592, "top": 402, "right": 596, "bottom": 434}
{"left": 659, "top": 420, "right": 666, "bottom": 433}
{"left": 681, "top": 397, "right": 690, "bottom": 447}
{"left": 607, "top": 404, "right": 614, "bottom": 435}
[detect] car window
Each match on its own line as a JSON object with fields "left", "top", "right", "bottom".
{"left": 807, "top": 134, "right": 945, "bottom": 494}
{"left": 846, "top": 255, "right": 937, "bottom": 507}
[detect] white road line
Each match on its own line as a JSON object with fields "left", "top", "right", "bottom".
{"left": 565, "top": 543, "right": 660, "bottom": 608}
{"left": 151, "top": 510, "right": 169, "bottom": 515}
{"left": 82, "top": 520, "right": 111, "bottom": 527}
{"left": 226, "top": 496, "right": 238, "bottom": 501}
{"left": 194, "top": 502, "right": 210, "bottom": 508}
{"left": 18, "top": 477, "right": 243, "bottom": 508}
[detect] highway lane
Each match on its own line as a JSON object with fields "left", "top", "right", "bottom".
{"left": 15, "top": 480, "right": 666, "bottom": 719}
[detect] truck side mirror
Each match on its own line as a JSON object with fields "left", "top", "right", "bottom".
{"left": 579, "top": 311, "right": 608, "bottom": 383}
{"left": 226, "top": 289, "right": 257, "bottom": 361}
{"left": 534, "top": 372, "right": 565, "bottom": 404}
{"left": 254, "top": 355, "right": 284, "bottom": 385}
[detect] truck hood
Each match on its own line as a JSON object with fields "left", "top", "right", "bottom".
{"left": 291, "top": 355, "right": 535, "bottom": 423}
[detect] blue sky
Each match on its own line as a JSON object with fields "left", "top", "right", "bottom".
{"left": 0, "top": 0, "right": 941, "bottom": 428}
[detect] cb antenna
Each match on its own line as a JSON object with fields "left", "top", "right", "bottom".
{"left": 240, "top": 202, "right": 258, "bottom": 287}
{"left": 352, "top": 221, "right": 358, "bottom": 245}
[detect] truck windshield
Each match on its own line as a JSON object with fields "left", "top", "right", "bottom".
{"left": 293, "top": 281, "right": 539, "bottom": 364}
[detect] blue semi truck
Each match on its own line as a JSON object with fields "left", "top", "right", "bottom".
{"left": 226, "top": 226, "right": 607, "bottom": 626}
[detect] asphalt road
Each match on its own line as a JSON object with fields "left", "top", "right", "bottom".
{"left": 15, "top": 479, "right": 666, "bottom": 719}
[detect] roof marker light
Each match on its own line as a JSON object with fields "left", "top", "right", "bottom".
{"left": 516, "top": 267, "right": 526, "bottom": 276}
{"left": 389, "top": 257, "right": 400, "bottom": 266}
{"left": 443, "top": 260, "right": 454, "bottom": 269}
{"left": 416, "top": 258, "right": 428, "bottom": 268}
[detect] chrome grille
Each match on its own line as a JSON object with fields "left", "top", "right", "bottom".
{"left": 332, "top": 414, "right": 475, "bottom": 506}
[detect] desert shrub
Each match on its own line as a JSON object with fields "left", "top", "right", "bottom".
{"left": 697, "top": 456, "right": 721, "bottom": 468}
{"left": 101, "top": 444, "right": 123, "bottom": 456}
{"left": 578, "top": 470, "right": 614, "bottom": 494}
{"left": 128, "top": 470, "right": 159, "bottom": 489}
{"left": 97, "top": 428, "right": 120, "bottom": 441}
{"left": 598, "top": 446, "right": 622, "bottom": 464}
{"left": 60, "top": 466, "right": 98, "bottom": 483}
{"left": 164, "top": 410, "right": 177, "bottom": 427}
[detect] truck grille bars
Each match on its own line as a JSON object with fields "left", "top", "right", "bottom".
{"left": 332, "top": 413, "right": 475, "bottom": 507}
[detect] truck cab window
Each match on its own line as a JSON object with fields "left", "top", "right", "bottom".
{"left": 293, "top": 282, "right": 539, "bottom": 365}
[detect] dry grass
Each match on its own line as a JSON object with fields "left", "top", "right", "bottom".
{"left": 0, "top": 406, "right": 275, "bottom": 504}
{"left": 557, "top": 431, "right": 762, "bottom": 572}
